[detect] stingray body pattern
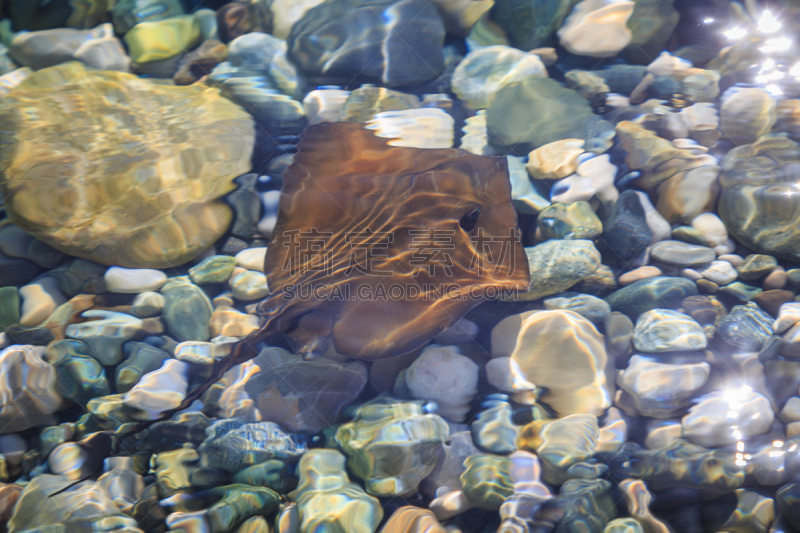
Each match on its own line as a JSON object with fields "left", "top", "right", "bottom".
{"left": 122, "top": 122, "right": 530, "bottom": 436}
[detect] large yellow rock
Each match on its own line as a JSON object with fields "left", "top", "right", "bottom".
{"left": 491, "top": 310, "right": 610, "bottom": 416}
{"left": 0, "top": 62, "right": 255, "bottom": 268}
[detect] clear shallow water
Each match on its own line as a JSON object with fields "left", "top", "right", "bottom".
{"left": 1, "top": 0, "right": 800, "bottom": 532}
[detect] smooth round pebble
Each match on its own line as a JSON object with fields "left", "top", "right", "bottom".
{"left": 633, "top": 309, "right": 707, "bottom": 353}
{"left": 130, "top": 291, "right": 166, "bottom": 318}
{"left": 229, "top": 268, "right": 270, "bottom": 301}
{"left": 764, "top": 267, "right": 787, "bottom": 291}
{"left": 235, "top": 247, "right": 267, "bottom": 272}
{"left": 618, "top": 266, "right": 662, "bottom": 286}
{"left": 104, "top": 266, "right": 167, "bottom": 293}
{"left": 697, "top": 260, "right": 738, "bottom": 285}
{"left": 650, "top": 240, "right": 716, "bottom": 267}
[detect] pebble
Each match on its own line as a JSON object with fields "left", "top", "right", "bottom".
{"left": 718, "top": 281, "right": 762, "bottom": 304}
{"left": 491, "top": 310, "right": 610, "bottom": 416}
{"left": 209, "top": 306, "right": 260, "bottom": 338}
{"left": 617, "top": 355, "right": 710, "bottom": 418}
{"left": 130, "top": 291, "right": 166, "bottom": 318}
{"left": 650, "top": 240, "right": 715, "bottom": 267}
{"left": 774, "top": 302, "right": 800, "bottom": 334}
{"left": 405, "top": 344, "right": 478, "bottom": 423}
{"left": 18, "top": 277, "right": 65, "bottom": 327}
{"left": 716, "top": 303, "right": 774, "bottom": 352}
{"left": 123, "top": 359, "right": 189, "bottom": 420}
{"left": 189, "top": 255, "right": 237, "bottom": 285}
{"left": 696, "top": 260, "right": 738, "bottom": 285}
{"left": 536, "top": 201, "right": 602, "bottom": 240}
{"left": 161, "top": 276, "right": 213, "bottom": 342}
{"left": 599, "top": 190, "right": 653, "bottom": 264}
{"left": 543, "top": 292, "right": 610, "bottom": 322}
{"left": 518, "top": 240, "right": 601, "bottom": 301}
{"left": 764, "top": 267, "right": 788, "bottom": 290}
{"left": 65, "top": 310, "right": 145, "bottom": 366}
{"left": 690, "top": 212, "right": 729, "bottom": 249}
{"left": 738, "top": 254, "right": 778, "bottom": 281}
{"left": 618, "top": 266, "right": 662, "bottom": 286}
{"left": 229, "top": 267, "right": 270, "bottom": 301}
{"left": 633, "top": 309, "right": 707, "bottom": 353}
{"left": 719, "top": 254, "right": 745, "bottom": 267}
{"left": 104, "top": 266, "right": 167, "bottom": 293}
{"left": 682, "top": 387, "right": 773, "bottom": 447}
{"left": 605, "top": 276, "right": 698, "bottom": 319}
{"left": 235, "top": 247, "right": 267, "bottom": 272}
{"left": 753, "top": 289, "right": 795, "bottom": 317}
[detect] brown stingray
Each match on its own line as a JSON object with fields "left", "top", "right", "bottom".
{"left": 109, "top": 122, "right": 529, "bottom": 448}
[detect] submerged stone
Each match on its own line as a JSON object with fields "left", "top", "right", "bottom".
{"left": 334, "top": 398, "right": 449, "bottom": 497}
{"left": 199, "top": 419, "right": 306, "bottom": 472}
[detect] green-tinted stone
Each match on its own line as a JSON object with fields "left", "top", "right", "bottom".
{"left": 605, "top": 276, "right": 698, "bottom": 319}
{"left": 289, "top": 448, "right": 383, "bottom": 533}
{"left": 737, "top": 254, "right": 778, "bottom": 281}
{"left": 718, "top": 281, "right": 762, "bottom": 305}
{"left": 207, "top": 484, "right": 280, "bottom": 533}
{"left": 45, "top": 339, "right": 109, "bottom": 406}
{"left": 544, "top": 292, "right": 610, "bottom": 323}
{"left": 188, "top": 255, "right": 237, "bottom": 285}
{"left": 471, "top": 396, "right": 518, "bottom": 455}
{"left": 460, "top": 454, "right": 513, "bottom": 509}
{"left": 64, "top": 310, "right": 144, "bottom": 366}
{"left": 671, "top": 226, "right": 709, "bottom": 246}
{"left": 518, "top": 240, "right": 601, "bottom": 301}
{"left": 786, "top": 269, "right": 800, "bottom": 292}
{"left": 605, "top": 518, "right": 645, "bottom": 533}
{"left": 624, "top": 0, "right": 679, "bottom": 63}
{"left": 0, "top": 286, "right": 19, "bottom": 332}
{"left": 489, "top": 0, "right": 575, "bottom": 51}
{"left": 160, "top": 276, "right": 213, "bottom": 341}
{"left": 116, "top": 341, "right": 171, "bottom": 393}
{"left": 537, "top": 202, "right": 602, "bottom": 241}
{"left": 234, "top": 460, "right": 298, "bottom": 493}
{"left": 334, "top": 398, "right": 449, "bottom": 497}
{"left": 487, "top": 77, "right": 594, "bottom": 155}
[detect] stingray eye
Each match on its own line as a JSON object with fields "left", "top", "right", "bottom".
{"left": 459, "top": 206, "right": 481, "bottom": 232}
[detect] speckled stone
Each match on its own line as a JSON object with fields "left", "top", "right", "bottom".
{"left": 737, "top": 254, "right": 778, "bottom": 281}
{"left": 650, "top": 240, "right": 715, "bottom": 267}
{"left": 537, "top": 201, "right": 602, "bottom": 241}
{"left": 543, "top": 292, "right": 610, "bottom": 323}
{"left": 605, "top": 276, "right": 698, "bottom": 319}
{"left": 518, "top": 240, "right": 601, "bottom": 301}
{"left": 229, "top": 268, "right": 269, "bottom": 301}
{"left": 716, "top": 303, "right": 773, "bottom": 352}
{"left": 188, "top": 255, "right": 237, "bottom": 285}
{"left": 633, "top": 309, "right": 707, "bottom": 353}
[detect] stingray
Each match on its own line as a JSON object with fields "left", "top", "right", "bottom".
{"left": 115, "top": 122, "right": 530, "bottom": 441}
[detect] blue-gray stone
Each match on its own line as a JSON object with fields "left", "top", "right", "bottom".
{"left": 605, "top": 277, "right": 698, "bottom": 319}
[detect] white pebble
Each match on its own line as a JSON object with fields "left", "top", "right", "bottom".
{"left": 697, "top": 260, "right": 738, "bottom": 285}
{"left": 691, "top": 212, "right": 728, "bottom": 248}
{"left": 124, "top": 359, "right": 189, "bottom": 420}
{"left": 105, "top": 266, "right": 167, "bottom": 293}
{"left": 405, "top": 345, "right": 478, "bottom": 423}
{"left": 774, "top": 302, "right": 800, "bottom": 334}
{"left": 130, "top": 291, "right": 166, "bottom": 318}
{"left": 235, "top": 247, "right": 267, "bottom": 272}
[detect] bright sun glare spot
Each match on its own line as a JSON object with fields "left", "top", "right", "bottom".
{"left": 725, "top": 27, "right": 748, "bottom": 40}
{"left": 703, "top": 17, "right": 714, "bottom": 24}
{"left": 760, "top": 37, "right": 792, "bottom": 53}
{"left": 758, "top": 10, "right": 782, "bottom": 33}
